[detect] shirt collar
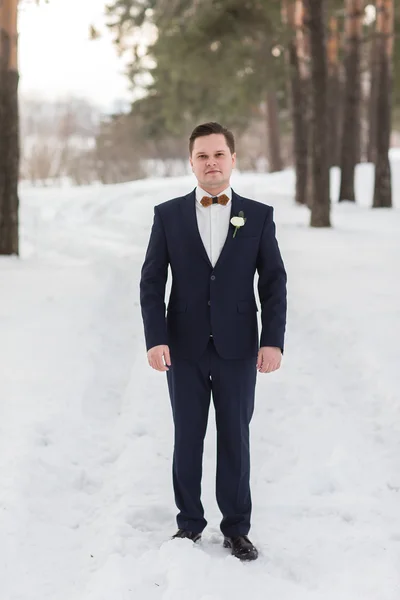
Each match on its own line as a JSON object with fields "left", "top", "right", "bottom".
{"left": 195, "top": 186, "right": 232, "bottom": 206}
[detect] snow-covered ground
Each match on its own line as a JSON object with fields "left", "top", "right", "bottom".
{"left": 1, "top": 156, "right": 400, "bottom": 600}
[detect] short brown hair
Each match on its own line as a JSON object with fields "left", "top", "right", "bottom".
{"left": 189, "top": 122, "right": 235, "bottom": 156}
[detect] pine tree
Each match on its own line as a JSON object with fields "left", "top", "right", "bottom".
{"left": 0, "top": 0, "right": 19, "bottom": 255}
{"left": 327, "top": 14, "right": 341, "bottom": 166}
{"left": 338, "top": 0, "right": 363, "bottom": 202}
{"left": 373, "top": 0, "right": 394, "bottom": 208}
{"left": 304, "top": 0, "right": 331, "bottom": 227}
{"left": 283, "top": 0, "right": 309, "bottom": 204}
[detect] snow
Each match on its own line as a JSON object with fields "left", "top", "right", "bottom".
{"left": 1, "top": 155, "right": 400, "bottom": 599}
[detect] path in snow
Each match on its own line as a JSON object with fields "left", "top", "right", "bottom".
{"left": 0, "top": 172, "right": 399, "bottom": 599}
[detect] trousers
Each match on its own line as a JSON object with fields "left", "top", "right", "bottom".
{"left": 166, "top": 336, "right": 257, "bottom": 536}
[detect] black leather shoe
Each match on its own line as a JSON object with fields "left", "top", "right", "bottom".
{"left": 223, "top": 535, "right": 258, "bottom": 561}
{"left": 172, "top": 528, "right": 202, "bottom": 542}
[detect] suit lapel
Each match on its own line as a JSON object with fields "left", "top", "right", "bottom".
{"left": 179, "top": 189, "right": 244, "bottom": 270}
{"left": 180, "top": 189, "right": 211, "bottom": 268}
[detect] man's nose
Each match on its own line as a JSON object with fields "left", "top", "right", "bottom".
{"left": 206, "top": 157, "right": 217, "bottom": 166}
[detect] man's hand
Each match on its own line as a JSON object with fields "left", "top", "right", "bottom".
{"left": 256, "top": 346, "right": 282, "bottom": 374}
{"left": 147, "top": 345, "right": 171, "bottom": 372}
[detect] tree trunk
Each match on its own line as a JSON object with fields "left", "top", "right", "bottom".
{"left": 265, "top": 90, "right": 283, "bottom": 172}
{"left": 367, "top": 26, "right": 379, "bottom": 163}
{"left": 0, "top": 0, "right": 19, "bottom": 256}
{"left": 288, "top": 40, "right": 309, "bottom": 204}
{"left": 297, "top": 0, "right": 314, "bottom": 209}
{"left": 284, "top": 0, "right": 309, "bottom": 204}
{"left": 338, "top": 0, "right": 363, "bottom": 202}
{"left": 327, "top": 15, "right": 341, "bottom": 167}
{"left": 305, "top": 77, "right": 314, "bottom": 210}
{"left": 373, "top": 0, "right": 393, "bottom": 208}
{"left": 304, "top": 0, "right": 331, "bottom": 227}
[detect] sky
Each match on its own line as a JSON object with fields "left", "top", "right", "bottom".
{"left": 18, "top": 0, "right": 133, "bottom": 111}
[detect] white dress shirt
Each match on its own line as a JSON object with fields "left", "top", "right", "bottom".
{"left": 195, "top": 186, "right": 232, "bottom": 268}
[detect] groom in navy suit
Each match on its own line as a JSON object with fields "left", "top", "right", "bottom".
{"left": 140, "top": 122, "right": 287, "bottom": 561}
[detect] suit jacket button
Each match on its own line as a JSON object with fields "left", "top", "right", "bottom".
{"left": 210, "top": 275, "right": 216, "bottom": 280}
{"left": 208, "top": 300, "right": 211, "bottom": 305}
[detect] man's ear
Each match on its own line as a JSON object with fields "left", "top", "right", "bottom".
{"left": 232, "top": 152, "right": 237, "bottom": 168}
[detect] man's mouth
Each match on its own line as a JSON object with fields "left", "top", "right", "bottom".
{"left": 206, "top": 170, "right": 220, "bottom": 174}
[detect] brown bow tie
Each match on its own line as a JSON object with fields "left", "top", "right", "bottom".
{"left": 200, "top": 194, "right": 229, "bottom": 207}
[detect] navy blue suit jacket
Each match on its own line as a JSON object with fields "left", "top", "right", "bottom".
{"left": 140, "top": 189, "right": 287, "bottom": 360}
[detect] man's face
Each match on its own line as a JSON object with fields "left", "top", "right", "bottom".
{"left": 190, "top": 133, "right": 236, "bottom": 194}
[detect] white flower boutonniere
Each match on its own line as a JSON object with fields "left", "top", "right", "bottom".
{"left": 231, "top": 211, "right": 246, "bottom": 238}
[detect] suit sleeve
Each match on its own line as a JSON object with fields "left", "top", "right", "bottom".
{"left": 256, "top": 206, "right": 287, "bottom": 353}
{"left": 140, "top": 206, "right": 169, "bottom": 351}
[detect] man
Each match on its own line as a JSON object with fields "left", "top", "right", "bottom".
{"left": 140, "top": 122, "right": 287, "bottom": 561}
